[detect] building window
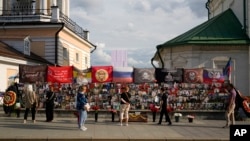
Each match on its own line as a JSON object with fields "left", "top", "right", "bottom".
{"left": 63, "top": 47, "right": 68, "bottom": 59}
{"left": 85, "top": 57, "right": 88, "bottom": 65}
{"left": 213, "top": 60, "right": 227, "bottom": 69}
{"left": 76, "top": 53, "right": 79, "bottom": 62}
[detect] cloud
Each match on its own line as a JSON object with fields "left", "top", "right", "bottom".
{"left": 70, "top": 0, "right": 208, "bottom": 68}
{"left": 90, "top": 43, "right": 111, "bottom": 66}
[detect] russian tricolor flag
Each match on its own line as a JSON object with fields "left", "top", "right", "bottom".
{"left": 112, "top": 67, "right": 133, "bottom": 83}
{"left": 223, "top": 57, "right": 232, "bottom": 80}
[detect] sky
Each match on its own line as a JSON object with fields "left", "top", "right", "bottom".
{"left": 70, "top": 0, "right": 208, "bottom": 68}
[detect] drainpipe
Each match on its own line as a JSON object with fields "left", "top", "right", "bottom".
{"left": 151, "top": 45, "right": 164, "bottom": 69}
{"left": 90, "top": 43, "right": 97, "bottom": 53}
{"left": 55, "top": 23, "right": 64, "bottom": 65}
{"left": 206, "top": 0, "right": 211, "bottom": 19}
{"left": 151, "top": 57, "right": 156, "bottom": 68}
{"left": 157, "top": 48, "right": 164, "bottom": 69}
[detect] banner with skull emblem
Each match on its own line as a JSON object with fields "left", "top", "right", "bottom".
{"left": 134, "top": 68, "right": 156, "bottom": 83}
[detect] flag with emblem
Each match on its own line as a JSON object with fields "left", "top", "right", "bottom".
{"left": 91, "top": 66, "right": 113, "bottom": 83}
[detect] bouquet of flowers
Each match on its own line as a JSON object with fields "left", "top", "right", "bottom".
{"left": 92, "top": 105, "right": 100, "bottom": 113}
{"left": 107, "top": 105, "right": 117, "bottom": 113}
{"left": 149, "top": 104, "right": 160, "bottom": 112}
{"left": 174, "top": 113, "right": 182, "bottom": 117}
{"left": 187, "top": 114, "right": 195, "bottom": 119}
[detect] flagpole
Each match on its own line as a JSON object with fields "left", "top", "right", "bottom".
{"left": 228, "top": 58, "right": 232, "bottom": 83}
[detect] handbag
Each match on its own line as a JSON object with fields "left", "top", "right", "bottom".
{"left": 84, "top": 103, "right": 90, "bottom": 111}
{"left": 15, "top": 102, "right": 21, "bottom": 109}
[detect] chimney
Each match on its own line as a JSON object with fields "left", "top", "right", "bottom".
{"left": 51, "top": 6, "right": 59, "bottom": 23}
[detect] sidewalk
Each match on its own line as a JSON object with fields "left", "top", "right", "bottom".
{"left": 1, "top": 115, "right": 249, "bottom": 141}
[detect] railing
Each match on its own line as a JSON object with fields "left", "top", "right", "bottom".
{"left": 59, "top": 11, "right": 88, "bottom": 40}
{"left": 0, "top": 9, "right": 88, "bottom": 40}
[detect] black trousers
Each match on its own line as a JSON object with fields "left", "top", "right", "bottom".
{"left": 158, "top": 109, "right": 171, "bottom": 124}
{"left": 46, "top": 103, "right": 54, "bottom": 121}
{"left": 15, "top": 109, "right": 20, "bottom": 117}
{"left": 4, "top": 105, "right": 13, "bottom": 116}
{"left": 24, "top": 107, "right": 36, "bottom": 120}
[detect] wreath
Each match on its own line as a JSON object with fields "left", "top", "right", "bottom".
{"left": 3, "top": 91, "right": 16, "bottom": 106}
{"left": 242, "top": 100, "right": 250, "bottom": 113}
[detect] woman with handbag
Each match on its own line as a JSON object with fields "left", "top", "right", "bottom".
{"left": 76, "top": 85, "right": 88, "bottom": 131}
{"left": 120, "top": 86, "right": 131, "bottom": 126}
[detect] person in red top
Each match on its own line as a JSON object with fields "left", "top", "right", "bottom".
{"left": 223, "top": 83, "right": 236, "bottom": 128}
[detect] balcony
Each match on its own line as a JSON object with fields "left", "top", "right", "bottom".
{"left": 0, "top": 9, "right": 88, "bottom": 40}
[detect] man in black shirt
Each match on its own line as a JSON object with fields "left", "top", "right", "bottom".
{"left": 157, "top": 87, "right": 172, "bottom": 125}
{"left": 120, "top": 86, "right": 131, "bottom": 126}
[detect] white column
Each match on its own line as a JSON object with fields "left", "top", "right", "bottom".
{"left": 65, "top": 0, "right": 69, "bottom": 17}
{"left": 40, "top": 0, "right": 47, "bottom": 15}
{"left": 60, "top": 0, "right": 65, "bottom": 15}
{"left": 0, "top": 0, "right": 3, "bottom": 15}
{"left": 52, "top": 0, "right": 57, "bottom": 6}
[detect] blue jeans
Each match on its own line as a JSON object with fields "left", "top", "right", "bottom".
{"left": 78, "top": 109, "right": 87, "bottom": 128}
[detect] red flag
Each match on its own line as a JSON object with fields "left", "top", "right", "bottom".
{"left": 91, "top": 66, "right": 113, "bottom": 83}
{"left": 47, "top": 66, "right": 73, "bottom": 83}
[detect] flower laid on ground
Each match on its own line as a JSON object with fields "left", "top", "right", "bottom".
{"left": 187, "top": 114, "right": 195, "bottom": 119}
{"left": 174, "top": 113, "right": 182, "bottom": 117}
{"left": 149, "top": 104, "right": 160, "bottom": 112}
{"left": 108, "top": 109, "right": 117, "bottom": 113}
{"left": 107, "top": 105, "right": 117, "bottom": 113}
{"left": 92, "top": 105, "right": 100, "bottom": 113}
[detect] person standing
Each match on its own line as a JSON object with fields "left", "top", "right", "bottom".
{"left": 223, "top": 83, "right": 236, "bottom": 128}
{"left": 76, "top": 85, "right": 88, "bottom": 131}
{"left": 120, "top": 86, "right": 131, "bottom": 126}
{"left": 45, "top": 86, "right": 55, "bottom": 122}
{"left": 23, "top": 84, "right": 38, "bottom": 123}
{"left": 14, "top": 82, "right": 21, "bottom": 118}
{"left": 157, "top": 87, "right": 172, "bottom": 125}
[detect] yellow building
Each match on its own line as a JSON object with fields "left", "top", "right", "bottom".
{"left": 0, "top": 0, "right": 96, "bottom": 91}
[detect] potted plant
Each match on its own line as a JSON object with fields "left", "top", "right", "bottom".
{"left": 174, "top": 113, "right": 182, "bottom": 122}
{"left": 187, "top": 114, "right": 195, "bottom": 123}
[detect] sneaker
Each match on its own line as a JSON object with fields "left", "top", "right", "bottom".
{"left": 82, "top": 126, "right": 87, "bottom": 130}
{"left": 33, "top": 120, "right": 36, "bottom": 123}
{"left": 80, "top": 127, "right": 87, "bottom": 131}
{"left": 120, "top": 123, "right": 123, "bottom": 126}
{"left": 23, "top": 120, "right": 26, "bottom": 124}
